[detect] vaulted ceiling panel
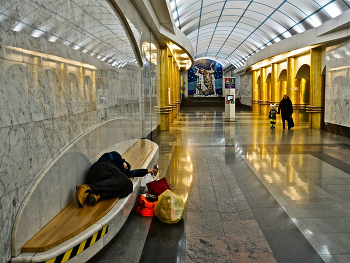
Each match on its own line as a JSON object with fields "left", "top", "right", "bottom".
{"left": 170, "top": 0, "right": 350, "bottom": 67}
{"left": 0, "top": 0, "right": 140, "bottom": 66}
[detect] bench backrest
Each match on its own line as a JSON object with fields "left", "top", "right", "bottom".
{"left": 12, "top": 118, "right": 141, "bottom": 257}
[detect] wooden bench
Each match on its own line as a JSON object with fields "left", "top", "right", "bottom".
{"left": 12, "top": 139, "right": 158, "bottom": 263}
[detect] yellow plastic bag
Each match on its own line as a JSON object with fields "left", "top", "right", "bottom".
{"left": 154, "top": 189, "right": 184, "bottom": 224}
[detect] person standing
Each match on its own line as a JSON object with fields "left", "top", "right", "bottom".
{"left": 277, "top": 95, "right": 293, "bottom": 129}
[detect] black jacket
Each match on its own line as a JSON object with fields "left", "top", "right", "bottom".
{"left": 87, "top": 151, "right": 148, "bottom": 198}
{"left": 277, "top": 98, "right": 293, "bottom": 119}
{"left": 97, "top": 151, "right": 147, "bottom": 178}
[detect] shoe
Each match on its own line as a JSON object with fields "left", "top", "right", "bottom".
{"left": 87, "top": 193, "right": 101, "bottom": 205}
{"left": 76, "top": 185, "right": 91, "bottom": 207}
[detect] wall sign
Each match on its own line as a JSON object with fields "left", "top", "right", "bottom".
{"left": 225, "top": 77, "right": 235, "bottom": 89}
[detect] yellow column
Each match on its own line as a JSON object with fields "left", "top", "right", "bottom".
{"left": 287, "top": 57, "right": 299, "bottom": 121}
{"left": 168, "top": 55, "right": 174, "bottom": 123}
{"left": 173, "top": 62, "right": 179, "bottom": 117}
{"left": 159, "top": 48, "right": 170, "bottom": 130}
{"left": 308, "top": 48, "right": 324, "bottom": 129}
{"left": 280, "top": 81, "right": 287, "bottom": 98}
{"left": 172, "top": 60, "right": 177, "bottom": 119}
{"left": 300, "top": 78, "right": 309, "bottom": 107}
{"left": 271, "top": 63, "right": 280, "bottom": 105}
{"left": 177, "top": 68, "right": 181, "bottom": 114}
{"left": 252, "top": 70, "right": 260, "bottom": 112}
{"left": 287, "top": 57, "right": 297, "bottom": 104}
{"left": 299, "top": 77, "right": 310, "bottom": 122}
{"left": 260, "top": 67, "right": 269, "bottom": 114}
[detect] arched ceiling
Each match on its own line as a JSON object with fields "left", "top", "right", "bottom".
{"left": 169, "top": 0, "right": 350, "bottom": 67}
{"left": 0, "top": 0, "right": 141, "bottom": 67}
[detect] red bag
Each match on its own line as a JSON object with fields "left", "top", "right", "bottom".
{"left": 136, "top": 195, "right": 157, "bottom": 217}
{"left": 146, "top": 177, "right": 171, "bottom": 196}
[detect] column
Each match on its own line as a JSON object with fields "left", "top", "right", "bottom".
{"left": 307, "top": 48, "right": 324, "bottom": 129}
{"left": 270, "top": 63, "right": 280, "bottom": 105}
{"left": 171, "top": 59, "right": 177, "bottom": 119}
{"left": 259, "top": 67, "right": 269, "bottom": 114}
{"left": 158, "top": 48, "right": 170, "bottom": 130}
{"left": 287, "top": 57, "right": 300, "bottom": 121}
{"left": 287, "top": 57, "right": 297, "bottom": 105}
{"left": 299, "top": 77, "right": 310, "bottom": 122}
{"left": 173, "top": 61, "right": 179, "bottom": 118}
{"left": 168, "top": 55, "right": 174, "bottom": 123}
{"left": 252, "top": 70, "right": 260, "bottom": 112}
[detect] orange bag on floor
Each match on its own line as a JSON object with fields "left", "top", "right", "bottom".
{"left": 136, "top": 195, "right": 157, "bottom": 217}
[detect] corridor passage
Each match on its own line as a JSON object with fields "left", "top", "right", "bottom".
{"left": 96, "top": 107, "right": 350, "bottom": 263}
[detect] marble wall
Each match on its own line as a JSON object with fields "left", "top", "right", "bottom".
{"left": 325, "top": 40, "right": 350, "bottom": 128}
{"left": 235, "top": 72, "right": 252, "bottom": 106}
{"left": 0, "top": 1, "right": 159, "bottom": 262}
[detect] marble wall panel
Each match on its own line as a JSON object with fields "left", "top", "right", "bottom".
{"left": 325, "top": 39, "right": 350, "bottom": 128}
{"left": 235, "top": 72, "right": 252, "bottom": 106}
{"left": 0, "top": 1, "right": 160, "bottom": 261}
{"left": 12, "top": 118, "right": 142, "bottom": 257}
{"left": 1, "top": 183, "right": 34, "bottom": 263}
{"left": 0, "top": 126, "right": 10, "bottom": 198}
{"left": 0, "top": 62, "right": 31, "bottom": 127}
{"left": 8, "top": 124, "right": 31, "bottom": 191}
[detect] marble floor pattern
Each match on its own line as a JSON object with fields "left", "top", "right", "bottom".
{"left": 92, "top": 107, "right": 350, "bottom": 263}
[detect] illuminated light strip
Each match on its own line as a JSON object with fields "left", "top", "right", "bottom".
{"left": 39, "top": 225, "right": 109, "bottom": 263}
{"left": 3, "top": 46, "right": 98, "bottom": 70}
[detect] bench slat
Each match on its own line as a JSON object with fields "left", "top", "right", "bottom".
{"left": 22, "top": 198, "right": 119, "bottom": 252}
{"left": 22, "top": 139, "right": 157, "bottom": 252}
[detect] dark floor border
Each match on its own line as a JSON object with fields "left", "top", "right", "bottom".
{"left": 228, "top": 155, "right": 324, "bottom": 263}
{"left": 311, "top": 152, "right": 350, "bottom": 175}
{"left": 324, "top": 122, "right": 350, "bottom": 139}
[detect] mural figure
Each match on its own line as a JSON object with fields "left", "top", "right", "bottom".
{"left": 188, "top": 59, "right": 222, "bottom": 96}
{"left": 194, "top": 63, "right": 216, "bottom": 95}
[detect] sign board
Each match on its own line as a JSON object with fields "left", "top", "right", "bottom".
{"left": 225, "top": 77, "right": 235, "bottom": 89}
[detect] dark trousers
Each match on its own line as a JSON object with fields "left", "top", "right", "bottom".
{"left": 282, "top": 118, "right": 287, "bottom": 129}
{"left": 282, "top": 118, "right": 294, "bottom": 129}
{"left": 87, "top": 162, "right": 133, "bottom": 198}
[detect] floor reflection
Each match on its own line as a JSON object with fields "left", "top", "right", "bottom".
{"left": 152, "top": 107, "right": 350, "bottom": 262}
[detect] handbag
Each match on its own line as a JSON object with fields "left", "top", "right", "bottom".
{"left": 288, "top": 116, "right": 294, "bottom": 128}
{"left": 136, "top": 194, "right": 157, "bottom": 217}
{"left": 146, "top": 177, "right": 171, "bottom": 196}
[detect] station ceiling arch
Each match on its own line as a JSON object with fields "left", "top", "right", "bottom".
{"left": 169, "top": 0, "right": 350, "bottom": 68}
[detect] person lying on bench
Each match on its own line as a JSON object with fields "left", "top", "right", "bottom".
{"left": 76, "top": 151, "right": 158, "bottom": 207}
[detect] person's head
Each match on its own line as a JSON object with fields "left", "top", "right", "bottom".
{"left": 270, "top": 104, "right": 276, "bottom": 109}
{"left": 283, "top": 95, "right": 288, "bottom": 100}
{"left": 123, "top": 161, "right": 131, "bottom": 171}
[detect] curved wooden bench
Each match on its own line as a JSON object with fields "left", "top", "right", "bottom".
{"left": 12, "top": 139, "right": 158, "bottom": 263}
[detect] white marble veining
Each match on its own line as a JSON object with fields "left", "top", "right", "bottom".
{"left": 325, "top": 40, "right": 350, "bottom": 128}
{"left": 237, "top": 72, "right": 253, "bottom": 106}
{"left": 0, "top": 1, "right": 159, "bottom": 262}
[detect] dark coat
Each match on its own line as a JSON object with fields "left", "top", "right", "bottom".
{"left": 87, "top": 151, "right": 148, "bottom": 198}
{"left": 96, "top": 151, "right": 147, "bottom": 178}
{"left": 87, "top": 162, "right": 133, "bottom": 198}
{"left": 277, "top": 98, "right": 293, "bottom": 119}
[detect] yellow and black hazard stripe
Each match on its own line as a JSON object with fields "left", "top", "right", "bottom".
{"left": 40, "top": 225, "right": 109, "bottom": 263}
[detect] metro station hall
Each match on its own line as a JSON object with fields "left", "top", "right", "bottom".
{"left": 2, "top": 1, "right": 350, "bottom": 263}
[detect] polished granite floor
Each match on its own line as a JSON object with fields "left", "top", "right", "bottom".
{"left": 93, "top": 107, "right": 350, "bottom": 263}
